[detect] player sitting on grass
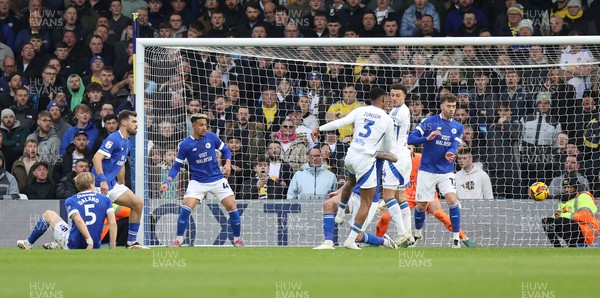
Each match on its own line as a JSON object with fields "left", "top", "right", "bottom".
{"left": 17, "top": 172, "right": 117, "bottom": 250}
{"left": 375, "top": 146, "right": 477, "bottom": 247}
{"left": 314, "top": 155, "right": 398, "bottom": 250}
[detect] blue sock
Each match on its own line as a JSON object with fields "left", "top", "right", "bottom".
{"left": 323, "top": 213, "right": 335, "bottom": 241}
{"left": 414, "top": 208, "right": 426, "bottom": 230}
{"left": 359, "top": 232, "right": 385, "bottom": 245}
{"left": 399, "top": 201, "right": 409, "bottom": 211}
{"left": 128, "top": 222, "right": 140, "bottom": 243}
{"left": 339, "top": 199, "right": 349, "bottom": 211}
{"left": 449, "top": 204, "right": 461, "bottom": 233}
{"left": 176, "top": 205, "right": 192, "bottom": 237}
{"left": 28, "top": 218, "right": 49, "bottom": 244}
{"left": 351, "top": 222, "right": 363, "bottom": 234}
{"left": 228, "top": 209, "right": 241, "bottom": 238}
{"left": 385, "top": 198, "right": 398, "bottom": 208}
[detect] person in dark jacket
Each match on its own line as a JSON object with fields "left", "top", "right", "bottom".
{"left": 53, "top": 130, "right": 94, "bottom": 183}
{"left": 22, "top": 161, "right": 57, "bottom": 200}
{"left": 0, "top": 151, "right": 20, "bottom": 200}
{"left": 56, "top": 158, "right": 90, "bottom": 199}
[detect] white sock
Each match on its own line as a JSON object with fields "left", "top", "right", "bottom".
{"left": 415, "top": 229, "right": 422, "bottom": 238}
{"left": 401, "top": 205, "right": 412, "bottom": 234}
{"left": 385, "top": 199, "right": 406, "bottom": 236}
{"left": 347, "top": 230, "right": 359, "bottom": 242}
{"left": 453, "top": 232, "right": 460, "bottom": 240}
{"left": 176, "top": 236, "right": 183, "bottom": 242}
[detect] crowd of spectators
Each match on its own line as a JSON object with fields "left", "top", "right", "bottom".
{"left": 1, "top": 0, "right": 600, "bottom": 200}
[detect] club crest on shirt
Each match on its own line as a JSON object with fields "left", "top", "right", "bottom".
{"left": 205, "top": 143, "right": 211, "bottom": 149}
{"left": 451, "top": 128, "right": 457, "bottom": 134}
{"left": 106, "top": 141, "right": 113, "bottom": 149}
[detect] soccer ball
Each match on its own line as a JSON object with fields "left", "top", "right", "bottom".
{"left": 529, "top": 182, "right": 549, "bottom": 201}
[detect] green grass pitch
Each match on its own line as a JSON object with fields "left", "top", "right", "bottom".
{"left": 1, "top": 247, "right": 598, "bottom": 298}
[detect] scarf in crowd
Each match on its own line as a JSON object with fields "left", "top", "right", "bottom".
{"left": 276, "top": 131, "right": 297, "bottom": 144}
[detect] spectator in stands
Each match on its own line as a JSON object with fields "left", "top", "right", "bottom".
{"left": 324, "top": 16, "right": 342, "bottom": 37}
{"left": 206, "top": 11, "right": 229, "bottom": 38}
{"left": 551, "top": 131, "right": 571, "bottom": 176}
{"left": 236, "top": 1, "right": 261, "bottom": 38}
{"left": 265, "top": 141, "right": 294, "bottom": 186}
{"left": 53, "top": 42, "right": 76, "bottom": 78}
{"left": 563, "top": 0, "right": 597, "bottom": 35}
{"left": 445, "top": 0, "right": 488, "bottom": 36}
{"left": 519, "top": 92, "right": 562, "bottom": 197}
{"left": 326, "top": 84, "right": 364, "bottom": 142}
{"left": 11, "top": 138, "right": 45, "bottom": 191}
{"left": 337, "top": 0, "right": 365, "bottom": 31}
{"left": 271, "top": 118, "right": 307, "bottom": 172}
{"left": 16, "top": 43, "right": 41, "bottom": 81}
{"left": 295, "top": 96, "right": 319, "bottom": 130}
{"left": 381, "top": 17, "right": 399, "bottom": 37}
{"left": 0, "top": 151, "right": 20, "bottom": 200}
{"left": 45, "top": 58, "right": 65, "bottom": 89}
{"left": 22, "top": 160, "right": 55, "bottom": 199}
{"left": 147, "top": 0, "right": 165, "bottom": 31}
{"left": 51, "top": 6, "right": 88, "bottom": 47}
{"left": 470, "top": 71, "right": 495, "bottom": 124}
{"left": 14, "top": 12, "right": 51, "bottom": 54}
{"left": 60, "top": 104, "right": 98, "bottom": 155}
{"left": 0, "top": 57, "right": 16, "bottom": 96}
{"left": 289, "top": 0, "right": 310, "bottom": 21}
{"left": 548, "top": 155, "right": 590, "bottom": 198}
{"left": 287, "top": 147, "right": 337, "bottom": 200}
{"left": 169, "top": 12, "right": 188, "bottom": 38}
{"left": 108, "top": 0, "right": 132, "bottom": 43}
{"left": 170, "top": 0, "right": 193, "bottom": 26}
{"left": 549, "top": 16, "right": 570, "bottom": 36}
{"left": 486, "top": 101, "right": 521, "bottom": 199}
{"left": 53, "top": 130, "right": 94, "bottom": 182}
{"left": 92, "top": 113, "right": 118, "bottom": 153}
{"left": 82, "top": 82, "right": 106, "bottom": 120}
{"left": 240, "top": 156, "right": 287, "bottom": 200}
{"left": 559, "top": 40, "right": 594, "bottom": 99}
{"left": 498, "top": 69, "right": 531, "bottom": 117}
{"left": 0, "top": 72, "right": 22, "bottom": 109}
{"left": 47, "top": 101, "right": 72, "bottom": 141}
{"left": 158, "top": 22, "right": 174, "bottom": 38}
{"left": 552, "top": 0, "right": 569, "bottom": 18}
{"left": 455, "top": 149, "right": 494, "bottom": 200}
{"left": 255, "top": 84, "right": 289, "bottom": 135}
{"left": 304, "top": 11, "right": 329, "bottom": 38}
{"left": 0, "top": 108, "right": 28, "bottom": 170}
{"left": 401, "top": 0, "right": 440, "bottom": 37}
{"left": 66, "top": 74, "right": 85, "bottom": 112}
{"left": 493, "top": 3, "right": 523, "bottom": 37}
{"left": 11, "top": 86, "right": 36, "bottom": 133}
{"left": 56, "top": 159, "right": 91, "bottom": 200}
{"left": 83, "top": 54, "right": 107, "bottom": 85}
{"left": 456, "top": 10, "right": 482, "bottom": 37}
{"left": 358, "top": 10, "right": 383, "bottom": 37}
{"left": 26, "top": 111, "right": 60, "bottom": 166}
{"left": 541, "top": 68, "right": 576, "bottom": 128}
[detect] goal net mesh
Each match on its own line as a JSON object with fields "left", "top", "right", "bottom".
{"left": 140, "top": 39, "right": 600, "bottom": 247}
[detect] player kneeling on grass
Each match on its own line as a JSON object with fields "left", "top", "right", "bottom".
{"left": 160, "top": 113, "right": 244, "bottom": 247}
{"left": 17, "top": 172, "right": 117, "bottom": 250}
{"left": 541, "top": 177, "right": 599, "bottom": 248}
{"left": 314, "top": 155, "right": 398, "bottom": 250}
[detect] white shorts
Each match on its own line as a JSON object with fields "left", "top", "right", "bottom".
{"left": 382, "top": 148, "right": 412, "bottom": 189}
{"left": 416, "top": 171, "right": 456, "bottom": 202}
{"left": 344, "top": 150, "right": 377, "bottom": 189}
{"left": 96, "top": 183, "right": 130, "bottom": 202}
{"left": 52, "top": 220, "right": 70, "bottom": 249}
{"left": 185, "top": 178, "right": 234, "bottom": 202}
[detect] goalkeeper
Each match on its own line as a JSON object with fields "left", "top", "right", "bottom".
{"left": 375, "top": 146, "right": 477, "bottom": 247}
{"left": 541, "top": 178, "right": 599, "bottom": 248}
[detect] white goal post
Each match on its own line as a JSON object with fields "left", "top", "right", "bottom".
{"left": 134, "top": 36, "right": 600, "bottom": 247}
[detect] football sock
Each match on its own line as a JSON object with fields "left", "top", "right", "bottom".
{"left": 399, "top": 200, "right": 412, "bottom": 233}
{"left": 336, "top": 198, "right": 349, "bottom": 218}
{"left": 176, "top": 205, "right": 192, "bottom": 237}
{"left": 385, "top": 198, "right": 406, "bottom": 236}
{"left": 433, "top": 210, "right": 467, "bottom": 239}
{"left": 323, "top": 213, "right": 335, "bottom": 241}
{"left": 348, "top": 222, "right": 362, "bottom": 242}
{"left": 375, "top": 211, "right": 391, "bottom": 237}
{"left": 358, "top": 232, "right": 384, "bottom": 245}
{"left": 414, "top": 208, "right": 426, "bottom": 231}
{"left": 127, "top": 222, "right": 140, "bottom": 245}
{"left": 28, "top": 218, "right": 49, "bottom": 244}
{"left": 228, "top": 209, "right": 241, "bottom": 238}
{"left": 449, "top": 203, "right": 461, "bottom": 240}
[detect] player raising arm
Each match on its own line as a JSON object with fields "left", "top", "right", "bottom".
{"left": 312, "top": 87, "right": 396, "bottom": 249}
{"left": 407, "top": 94, "right": 464, "bottom": 248}
{"left": 160, "top": 113, "right": 244, "bottom": 247}
{"left": 18, "top": 172, "right": 117, "bottom": 250}
{"left": 91, "top": 110, "right": 147, "bottom": 249}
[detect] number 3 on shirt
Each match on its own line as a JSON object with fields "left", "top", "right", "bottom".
{"left": 358, "top": 120, "right": 375, "bottom": 138}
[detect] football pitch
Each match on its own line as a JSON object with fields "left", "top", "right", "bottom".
{"left": 1, "top": 247, "right": 598, "bottom": 298}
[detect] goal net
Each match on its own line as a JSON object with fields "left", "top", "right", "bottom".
{"left": 134, "top": 37, "right": 600, "bottom": 247}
